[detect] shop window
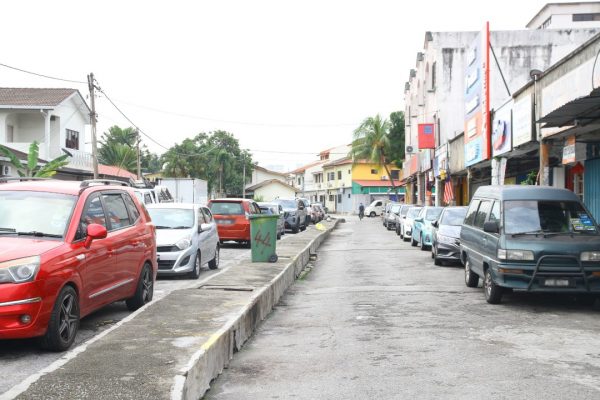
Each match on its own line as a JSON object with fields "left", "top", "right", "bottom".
{"left": 371, "top": 169, "right": 378, "bottom": 175}
{"left": 337, "top": 194, "right": 342, "bottom": 203}
{"left": 337, "top": 171, "right": 342, "bottom": 180}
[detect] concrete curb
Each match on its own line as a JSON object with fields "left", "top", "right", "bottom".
{"left": 173, "top": 220, "right": 340, "bottom": 400}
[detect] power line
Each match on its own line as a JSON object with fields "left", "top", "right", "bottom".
{"left": 0, "top": 62, "right": 86, "bottom": 84}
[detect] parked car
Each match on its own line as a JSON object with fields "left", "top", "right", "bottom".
{"left": 412, "top": 206, "right": 444, "bottom": 249}
{"left": 298, "top": 198, "right": 312, "bottom": 225}
{"left": 365, "top": 199, "right": 389, "bottom": 217}
{"left": 395, "top": 205, "right": 412, "bottom": 236}
{"left": 0, "top": 179, "right": 157, "bottom": 351}
{"left": 460, "top": 185, "right": 600, "bottom": 305}
{"left": 146, "top": 203, "right": 219, "bottom": 278}
{"left": 431, "top": 206, "right": 468, "bottom": 265}
{"left": 381, "top": 202, "right": 396, "bottom": 227}
{"left": 208, "top": 198, "right": 261, "bottom": 246}
{"left": 311, "top": 203, "right": 327, "bottom": 222}
{"left": 258, "top": 202, "right": 285, "bottom": 240}
{"left": 384, "top": 203, "right": 402, "bottom": 230}
{"left": 401, "top": 206, "right": 423, "bottom": 241}
{"left": 272, "top": 198, "right": 307, "bottom": 233}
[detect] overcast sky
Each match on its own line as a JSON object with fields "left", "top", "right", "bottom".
{"left": 1, "top": 0, "right": 552, "bottom": 171}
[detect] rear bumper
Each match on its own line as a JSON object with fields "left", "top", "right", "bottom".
{"left": 216, "top": 224, "right": 250, "bottom": 241}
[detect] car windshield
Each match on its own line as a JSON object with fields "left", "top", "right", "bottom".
{"left": 148, "top": 208, "right": 194, "bottom": 229}
{"left": 441, "top": 208, "right": 467, "bottom": 226}
{"left": 210, "top": 202, "right": 244, "bottom": 215}
{"left": 275, "top": 200, "right": 297, "bottom": 209}
{"left": 400, "top": 207, "right": 410, "bottom": 216}
{"left": 259, "top": 206, "right": 274, "bottom": 214}
{"left": 504, "top": 200, "right": 598, "bottom": 234}
{"left": 425, "top": 208, "right": 443, "bottom": 220}
{"left": 406, "top": 208, "right": 422, "bottom": 218}
{"left": 0, "top": 191, "right": 76, "bottom": 237}
{"left": 391, "top": 205, "right": 401, "bottom": 213}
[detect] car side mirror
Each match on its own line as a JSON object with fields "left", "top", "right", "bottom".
{"left": 483, "top": 221, "right": 499, "bottom": 234}
{"left": 199, "top": 223, "right": 211, "bottom": 233}
{"left": 432, "top": 220, "right": 439, "bottom": 228}
{"left": 415, "top": 217, "right": 424, "bottom": 223}
{"left": 85, "top": 223, "right": 107, "bottom": 248}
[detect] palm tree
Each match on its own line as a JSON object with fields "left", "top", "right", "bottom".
{"left": 351, "top": 114, "right": 397, "bottom": 193}
{"left": 97, "top": 142, "right": 137, "bottom": 172}
{"left": 0, "top": 141, "right": 70, "bottom": 178}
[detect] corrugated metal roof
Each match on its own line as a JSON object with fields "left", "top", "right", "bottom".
{"left": 0, "top": 88, "right": 78, "bottom": 107}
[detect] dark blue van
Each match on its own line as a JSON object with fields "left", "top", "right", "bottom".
{"left": 460, "top": 185, "right": 600, "bottom": 304}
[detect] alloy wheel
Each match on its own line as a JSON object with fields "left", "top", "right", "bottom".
{"left": 142, "top": 267, "right": 153, "bottom": 303}
{"left": 58, "top": 292, "right": 79, "bottom": 343}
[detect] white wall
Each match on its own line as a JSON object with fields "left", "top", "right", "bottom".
{"left": 255, "top": 182, "right": 296, "bottom": 202}
{"left": 528, "top": 2, "right": 600, "bottom": 29}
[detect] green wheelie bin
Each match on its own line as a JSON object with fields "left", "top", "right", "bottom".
{"left": 249, "top": 214, "right": 279, "bottom": 263}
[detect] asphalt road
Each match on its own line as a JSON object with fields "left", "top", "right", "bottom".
{"left": 204, "top": 215, "right": 600, "bottom": 400}
{"left": 0, "top": 241, "right": 257, "bottom": 396}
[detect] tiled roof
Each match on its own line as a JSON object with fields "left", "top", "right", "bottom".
{"left": 98, "top": 164, "right": 137, "bottom": 179}
{"left": 0, "top": 88, "right": 79, "bottom": 107}
{"left": 353, "top": 179, "right": 403, "bottom": 187}
{"left": 323, "top": 157, "right": 353, "bottom": 167}
{"left": 245, "top": 179, "right": 297, "bottom": 192}
{"left": 254, "top": 165, "right": 287, "bottom": 176}
{"left": 289, "top": 160, "right": 326, "bottom": 174}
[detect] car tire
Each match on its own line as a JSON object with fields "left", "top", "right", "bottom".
{"left": 208, "top": 246, "right": 220, "bottom": 270}
{"left": 420, "top": 235, "right": 428, "bottom": 251}
{"left": 292, "top": 224, "right": 299, "bottom": 234}
{"left": 431, "top": 246, "right": 435, "bottom": 259}
{"left": 245, "top": 240, "right": 252, "bottom": 249}
{"left": 484, "top": 268, "right": 503, "bottom": 304}
{"left": 188, "top": 252, "right": 201, "bottom": 279}
{"left": 370, "top": 212, "right": 376, "bottom": 217}
{"left": 411, "top": 236, "right": 417, "bottom": 247}
{"left": 40, "top": 285, "right": 80, "bottom": 351}
{"left": 464, "top": 259, "right": 479, "bottom": 288}
{"left": 126, "top": 263, "right": 154, "bottom": 311}
{"left": 277, "top": 232, "right": 281, "bottom": 240}
{"left": 300, "top": 224, "right": 306, "bottom": 231}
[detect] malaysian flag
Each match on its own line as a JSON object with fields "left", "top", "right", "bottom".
{"left": 443, "top": 180, "right": 454, "bottom": 205}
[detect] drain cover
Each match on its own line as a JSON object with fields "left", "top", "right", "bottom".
{"left": 200, "top": 285, "right": 254, "bottom": 292}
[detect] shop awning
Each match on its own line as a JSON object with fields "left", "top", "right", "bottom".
{"left": 538, "top": 88, "right": 600, "bottom": 128}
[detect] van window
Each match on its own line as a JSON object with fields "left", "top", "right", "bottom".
{"left": 474, "top": 200, "right": 492, "bottom": 228}
{"left": 489, "top": 201, "right": 500, "bottom": 225}
{"left": 464, "top": 199, "right": 480, "bottom": 226}
{"left": 504, "top": 200, "right": 598, "bottom": 234}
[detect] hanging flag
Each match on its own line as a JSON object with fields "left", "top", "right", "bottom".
{"left": 418, "top": 123, "right": 435, "bottom": 149}
{"left": 443, "top": 180, "right": 454, "bottom": 205}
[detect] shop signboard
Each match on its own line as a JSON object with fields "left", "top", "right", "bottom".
{"left": 491, "top": 102, "right": 512, "bottom": 157}
{"left": 420, "top": 149, "right": 432, "bottom": 172}
{"left": 418, "top": 123, "right": 435, "bottom": 149}
{"left": 512, "top": 94, "right": 533, "bottom": 147}
{"left": 562, "top": 135, "right": 587, "bottom": 164}
{"left": 464, "top": 22, "right": 490, "bottom": 167}
{"left": 434, "top": 144, "right": 448, "bottom": 177}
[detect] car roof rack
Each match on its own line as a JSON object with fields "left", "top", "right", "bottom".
{"left": 0, "top": 177, "right": 50, "bottom": 183}
{"left": 80, "top": 179, "right": 130, "bottom": 188}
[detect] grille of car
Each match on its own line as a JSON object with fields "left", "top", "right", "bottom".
{"left": 157, "top": 246, "right": 179, "bottom": 252}
{"left": 158, "top": 260, "right": 176, "bottom": 270}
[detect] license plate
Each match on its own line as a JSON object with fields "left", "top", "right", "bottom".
{"left": 544, "top": 278, "right": 571, "bottom": 287}
{"left": 217, "top": 220, "right": 234, "bottom": 225}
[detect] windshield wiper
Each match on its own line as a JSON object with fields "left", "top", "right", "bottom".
{"left": 154, "top": 225, "right": 171, "bottom": 229}
{"left": 16, "top": 231, "right": 62, "bottom": 238}
{"left": 511, "top": 230, "right": 566, "bottom": 238}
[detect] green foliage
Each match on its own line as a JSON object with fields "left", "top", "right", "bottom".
{"left": 388, "top": 111, "right": 405, "bottom": 167}
{"left": 161, "top": 131, "right": 254, "bottom": 197}
{"left": 253, "top": 195, "right": 264, "bottom": 202}
{"left": 0, "top": 141, "right": 70, "bottom": 177}
{"left": 98, "top": 125, "right": 161, "bottom": 173}
{"left": 521, "top": 170, "right": 538, "bottom": 185}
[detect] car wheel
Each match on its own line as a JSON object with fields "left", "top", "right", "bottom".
{"left": 420, "top": 235, "right": 428, "bottom": 251}
{"left": 40, "top": 285, "right": 80, "bottom": 351}
{"left": 484, "top": 268, "right": 503, "bottom": 304}
{"left": 370, "top": 212, "right": 376, "bottom": 217}
{"left": 245, "top": 240, "right": 252, "bottom": 248}
{"left": 411, "top": 235, "right": 417, "bottom": 246}
{"left": 292, "top": 225, "right": 299, "bottom": 234}
{"left": 208, "top": 246, "right": 220, "bottom": 270}
{"left": 188, "top": 252, "right": 201, "bottom": 279}
{"left": 126, "top": 263, "right": 154, "bottom": 311}
{"left": 464, "top": 259, "right": 479, "bottom": 288}
{"left": 431, "top": 246, "right": 435, "bottom": 259}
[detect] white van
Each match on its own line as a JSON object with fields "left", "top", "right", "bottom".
{"left": 364, "top": 199, "right": 389, "bottom": 217}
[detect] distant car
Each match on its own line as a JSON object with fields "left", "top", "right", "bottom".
{"left": 0, "top": 179, "right": 156, "bottom": 351}
{"left": 147, "top": 203, "right": 219, "bottom": 278}
{"left": 310, "top": 203, "right": 325, "bottom": 222}
{"left": 395, "top": 205, "right": 412, "bottom": 236}
{"left": 412, "top": 206, "right": 444, "bottom": 249}
{"left": 273, "top": 198, "right": 307, "bottom": 233}
{"left": 431, "top": 206, "right": 468, "bottom": 265}
{"left": 208, "top": 198, "right": 261, "bottom": 246}
{"left": 258, "top": 202, "right": 285, "bottom": 240}
{"left": 384, "top": 203, "right": 402, "bottom": 230}
{"left": 401, "top": 206, "right": 423, "bottom": 241}
{"left": 365, "top": 199, "right": 388, "bottom": 217}
{"left": 298, "top": 198, "right": 312, "bottom": 225}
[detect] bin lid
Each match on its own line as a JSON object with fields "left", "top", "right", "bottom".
{"left": 249, "top": 214, "right": 280, "bottom": 220}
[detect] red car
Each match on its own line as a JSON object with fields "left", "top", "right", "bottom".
{"left": 0, "top": 179, "right": 157, "bottom": 351}
{"left": 208, "top": 198, "right": 261, "bottom": 246}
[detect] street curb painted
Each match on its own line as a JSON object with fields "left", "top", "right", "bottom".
{"left": 172, "top": 220, "right": 340, "bottom": 400}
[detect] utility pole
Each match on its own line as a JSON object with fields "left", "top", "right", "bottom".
{"left": 136, "top": 129, "right": 141, "bottom": 180}
{"left": 87, "top": 73, "right": 99, "bottom": 179}
{"left": 242, "top": 154, "right": 246, "bottom": 199}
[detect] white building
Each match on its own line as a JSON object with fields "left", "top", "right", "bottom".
{"left": 247, "top": 165, "right": 288, "bottom": 188}
{"left": 528, "top": 2, "right": 600, "bottom": 30}
{"left": 245, "top": 179, "right": 297, "bottom": 201}
{"left": 0, "top": 88, "right": 92, "bottom": 174}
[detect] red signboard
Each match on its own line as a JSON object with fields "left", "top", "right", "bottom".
{"left": 418, "top": 123, "right": 435, "bottom": 149}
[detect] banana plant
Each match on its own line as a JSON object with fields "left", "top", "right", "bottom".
{"left": 0, "top": 141, "right": 70, "bottom": 178}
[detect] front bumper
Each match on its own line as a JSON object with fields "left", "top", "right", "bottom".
{"left": 435, "top": 242, "right": 461, "bottom": 261}
{"left": 156, "top": 246, "right": 196, "bottom": 275}
{"left": 0, "top": 281, "right": 48, "bottom": 339}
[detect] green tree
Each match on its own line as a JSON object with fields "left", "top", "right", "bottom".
{"left": 98, "top": 125, "right": 161, "bottom": 174}
{"left": 388, "top": 111, "right": 405, "bottom": 167}
{"left": 0, "top": 141, "right": 70, "bottom": 177}
{"left": 351, "top": 114, "right": 397, "bottom": 192}
{"left": 98, "top": 142, "right": 137, "bottom": 172}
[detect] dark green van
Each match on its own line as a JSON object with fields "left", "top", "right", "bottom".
{"left": 460, "top": 185, "right": 600, "bottom": 304}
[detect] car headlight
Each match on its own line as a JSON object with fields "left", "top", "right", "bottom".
{"left": 581, "top": 251, "right": 600, "bottom": 261}
{"left": 497, "top": 249, "right": 534, "bottom": 261}
{"left": 176, "top": 237, "right": 192, "bottom": 250}
{"left": 436, "top": 234, "right": 456, "bottom": 245}
{"left": 0, "top": 256, "right": 41, "bottom": 284}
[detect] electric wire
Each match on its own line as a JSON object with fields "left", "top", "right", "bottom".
{"left": 0, "top": 62, "right": 86, "bottom": 84}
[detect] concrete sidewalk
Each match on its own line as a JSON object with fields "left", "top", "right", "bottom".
{"left": 10, "top": 221, "right": 339, "bottom": 400}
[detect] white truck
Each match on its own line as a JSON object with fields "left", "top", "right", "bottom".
{"left": 157, "top": 178, "right": 208, "bottom": 204}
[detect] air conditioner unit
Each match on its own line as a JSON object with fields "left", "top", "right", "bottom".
{"left": 2, "top": 165, "right": 11, "bottom": 175}
{"left": 406, "top": 145, "right": 415, "bottom": 154}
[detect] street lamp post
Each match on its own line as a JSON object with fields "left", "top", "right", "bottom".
{"left": 530, "top": 69, "right": 545, "bottom": 186}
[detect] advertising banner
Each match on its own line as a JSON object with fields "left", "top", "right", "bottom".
{"left": 491, "top": 102, "right": 512, "bottom": 157}
{"left": 464, "top": 22, "right": 490, "bottom": 167}
{"left": 512, "top": 94, "right": 533, "bottom": 147}
{"left": 418, "top": 123, "right": 435, "bottom": 149}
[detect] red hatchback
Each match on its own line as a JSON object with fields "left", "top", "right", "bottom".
{"left": 0, "top": 179, "right": 157, "bottom": 351}
{"left": 208, "top": 198, "right": 261, "bottom": 245}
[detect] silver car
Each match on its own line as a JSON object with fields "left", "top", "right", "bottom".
{"left": 146, "top": 203, "right": 220, "bottom": 279}
{"left": 257, "top": 202, "right": 285, "bottom": 240}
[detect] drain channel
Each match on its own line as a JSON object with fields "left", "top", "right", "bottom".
{"left": 200, "top": 285, "right": 255, "bottom": 292}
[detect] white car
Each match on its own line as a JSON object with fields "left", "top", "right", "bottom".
{"left": 364, "top": 199, "right": 389, "bottom": 217}
{"left": 146, "top": 203, "right": 220, "bottom": 279}
{"left": 401, "top": 206, "right": 423, "bottom": 241}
